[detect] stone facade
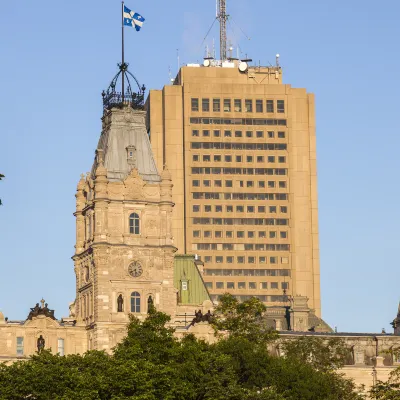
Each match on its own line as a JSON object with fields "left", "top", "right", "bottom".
{"left": 0, "top": 307, "right": 87, "bottom": 364}
{"left": 0, "top": 105, "right": 211, "bottom": 362}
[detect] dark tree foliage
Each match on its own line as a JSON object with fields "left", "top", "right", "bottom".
{"left": 281, "top": 335, "right": 350, "bottom": 372}
{"left": 0, "top": 297, "right": 364, "bottom": 400}
{"left": 370, "top": 368, "right": 400, "bottom": 399}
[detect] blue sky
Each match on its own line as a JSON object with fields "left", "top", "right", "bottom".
{"left": 0, "top": 0, "right": 399, "bottom": 333}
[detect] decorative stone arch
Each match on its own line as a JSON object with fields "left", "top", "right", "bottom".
{"left": 24, "top": 316, "right": 60, "bottom": 330}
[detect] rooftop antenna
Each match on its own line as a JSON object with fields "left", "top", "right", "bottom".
{"left": 228, "top": 41, "right": 233, "bottom": 59}
{"left": 276, "top": 53, "right": 280, "bottom": 67}
{"left": 217, "top": 0, "right": 228, "bottom": 60}
{"left": 213, "top": 38, "right": 216, "bottom": 59}
{"left": 205, "top": 44, "right": 210, "bottom": 58}
{"left": 168, "top": 65, "right": 174, "bottom": 84}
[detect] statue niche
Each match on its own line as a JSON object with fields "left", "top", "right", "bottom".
{"left": 37, "top": 335, "right": 45, "bottom": 352}
{"left": 117, "top": 294, "right": 124, "bottom": 312}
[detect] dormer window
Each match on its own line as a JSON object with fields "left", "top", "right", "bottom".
{"left": 126, "top": 145, "right": 137, "bottom": 167}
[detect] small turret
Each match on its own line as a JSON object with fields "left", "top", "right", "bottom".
{"left": 391, "top": 302, "right": 400, "bottom": 335}
{"left": 94, "top": 149, "right": 108, "bottom": 197}
{"left": 161, "top": 164, "right": 173, "bottom": 201}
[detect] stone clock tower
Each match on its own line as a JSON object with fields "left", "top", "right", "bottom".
{"left": 72, "top": 90, "right": 178, "bottom": 351}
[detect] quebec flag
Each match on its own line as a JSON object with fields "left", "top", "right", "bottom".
{"left": 123, "top": 5, "right": 145, "bottom": 31}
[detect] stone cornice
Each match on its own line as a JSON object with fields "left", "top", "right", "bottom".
{"left": 73, "top": 243, "right": 177, "bottom": 258}
{"left": 78, "top": 283, "right": 93, "bottom": 293}
{"left": 91, "top": 198, "right": 174, "bottom": 207}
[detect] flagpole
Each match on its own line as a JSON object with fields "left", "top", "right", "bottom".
{"left": 121, "top": 1, "right": 125, "bottom": 103}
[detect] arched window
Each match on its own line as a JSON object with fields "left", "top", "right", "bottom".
{"left": 129, "top": 213, "right": 140, "bottom": 234}
{"left": 131, "top": 291, "right": 141, "bottom": 313}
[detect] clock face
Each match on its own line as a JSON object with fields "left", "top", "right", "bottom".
{"left": 128, "top": 261, "right": 143, "bottom": 278}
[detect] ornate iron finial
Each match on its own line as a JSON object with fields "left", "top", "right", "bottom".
{"left": 102, "top": 63, "right": 146, "bottom": 111}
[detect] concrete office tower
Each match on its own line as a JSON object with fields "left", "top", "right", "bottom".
{"left": 146, "top": 60, "right": 320, "bottom": 316}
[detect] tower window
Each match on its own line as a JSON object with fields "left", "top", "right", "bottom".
{"left": 266, "top": 100, "right": 274, "bottom": 113}
{"left": 191, "top": 98, "right": 199, "bottom": 112}
{"left": 130, "top": 291, "right": 141, "bottom": 313}
{"left": 213, "top": 98, "right": 221, "bottom": 112}
{"left": 223, "top": 99, "right": 231, "bottom": 112}
{"left": 16, "top": 337, "right": 24, "bottom": 356}
{"left": 256, "top": 100, "right": 263, "bottom": 113}
{"left": 234, "top": 99, "right": 242, "bottom": 112}
{"left": 129, "top": 213, "right": 140, "bottom": 235}
{"left": 58, "top": 338, "right": 65, "bottom": 356}
{"left": 245, "top": 99, "right": 253, "bottom": 112}
{"left": 277, "top": 100, "right": 285, "bottom": 113}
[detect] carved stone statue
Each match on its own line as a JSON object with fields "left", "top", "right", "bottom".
{"left": 190, "top": 310, "right": 203, "bottom": 326}
{"left": 147, "top": 295, "right": 155, "bottom": 313}
{"left": 37, "top": 335, "right": 45, "bottom": 352}
{"left": 27, "top": 300, "right": 56, "bottom": 321}
{"left": 203, "top": 310, "right": 212, "bottom": 323}
{"left": 117, "top": 294, "right": 124, "bottom": 312}
{"left": 190, "top": 309, "right": 213, "bottom": 326}
{"left": 27, "top": 303, "right": 40, "bottom": 320}
{"left": 69, "top": 301, "right": 76, "bottom": 318}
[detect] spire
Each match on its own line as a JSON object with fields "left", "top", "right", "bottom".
{"left": 93, "top": 107, "right": 160, "bottom": 183}
{"left": 77, "top": 173, "right": 86, "bottom": 191}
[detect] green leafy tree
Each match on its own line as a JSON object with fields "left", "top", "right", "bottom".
{"left": 211, "top": 293, "right": 277, "bottom": 343}
{"left": 370, "top": 368, "right": 400, "bottom": 399}
{"left": 210, "top": 294, "right": 363, "bottom": 400}
{"left": 281, "top": 335, "right": 350, "bottom": 372}
{"left": 0, "top": 306, "right": 364, "bottom": 400}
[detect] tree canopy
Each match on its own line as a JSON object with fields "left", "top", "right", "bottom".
{"left": 0, "top": 295, "right": 365, "bottom": 400}
{"left": 370, "top": 368, "right": 400, "bottom": 399}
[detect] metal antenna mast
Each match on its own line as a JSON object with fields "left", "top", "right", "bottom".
{"left": 217, "top": 0, "right": 228, "bottom": 60}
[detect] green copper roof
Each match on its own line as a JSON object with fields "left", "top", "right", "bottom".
{"left": 174, "top": 255, "right": 211, "bottom": 305}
